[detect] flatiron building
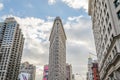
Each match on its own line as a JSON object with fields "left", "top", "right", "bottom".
{"left": 48, "top": 17, "right": 67, "bottom": 80}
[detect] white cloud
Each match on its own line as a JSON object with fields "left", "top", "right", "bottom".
{"left": 68, "top": 15, "right": 83, "bottom": 21}
{"left": 62, "top": 0, "right": 88, "bottom": 11}
{"left": 46, "top": 16, "right": 55, "bottom": 21}
{"left": 0, "top": 3, "right": 4, "bottom": 10}
{"left": 64, "top": 15, "right": 96, "bottom": 80}
{"left": 47, "top": 0, "right": 88, "bottom": 11}
{"left": 1, "top": 15, "right": 96, "bottom": 80}
{"left": 48, "top": 0, "right": 56, "bottom": 5}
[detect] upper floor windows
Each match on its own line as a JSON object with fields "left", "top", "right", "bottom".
{"left": 57, "top": 23, "right": 59, "bottom": 25}
{"left": 114, "top": 0, "right": 120, "bottom": 8}
{"left": 107, "top": 13, "right": 110, "bottom": 20}
{"left": 105, "top": 4, "right": 107, "bottom": 10}
{"left": 102, "top": 1, "right": 104, "bottom": 6}
{"left": 103, "top": 26, "right": 106, "bottom": 34}
{"left": 117, "top": 10, "right": 120, "bottom": 19}
{"left": 112, "top": 46, "right": 117, "bottom": 56}
{"left": 104, "top": 34, "right": 108, "bottom": 43}
{"left": 108, "top": 27, "right": 110, "bottom": 34}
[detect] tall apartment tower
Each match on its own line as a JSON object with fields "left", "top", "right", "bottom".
{"left": 19, "top": 62, "right": 36, "bottom": 80}
{"left": 0, "top": 17, "right": 25, "bottom": 80}
{"left": 48, "top": 17, "right": 67, "bottom": 80}
{"left": 88, "top": 0, "right": 120, "bottom": 80}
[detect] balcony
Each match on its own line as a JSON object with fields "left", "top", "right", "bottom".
{"left": 102, "top": 52, "right": 120, "bottom": 79}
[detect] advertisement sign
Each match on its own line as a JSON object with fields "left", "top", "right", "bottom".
{"left": 19, "top": 73, "right": 30, "bottom": 80}
{"left": 43, "top": 65, "right": 48, "bottom": 80}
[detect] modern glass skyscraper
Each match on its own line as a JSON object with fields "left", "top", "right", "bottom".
{"left": 0, "top": 17, "right": 25, "bottom": 80}
{"left": 48, "top": 17, "right": 67, "bottom": 80}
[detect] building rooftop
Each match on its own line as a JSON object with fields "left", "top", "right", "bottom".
{"left": 5, "top": 17, "right": 16, "bottom": 23}
{"left": 55, "top": 16, "right": 61, "bottom": 20}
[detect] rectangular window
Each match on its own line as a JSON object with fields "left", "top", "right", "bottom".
{"left": 108, "top": 27, "right": 110, "bottom": 34}
{"left": 105, "top": 35, "right": 108, "bottom": 43}
{"left": 114, "top": 0, "right": 120, "bottom": 8}
{"left": 109, "top": 23, "right": 112, "bottom": 30}
{"left": 105, "top": 4, "right": 107, "bottom": 9}
{"left": 106, "top": 18, "right": 108, "bottom": 24}
{"left": 117, "top": 10, "right": 120, "bottom": 19}
{"left": 103, "top": 26, "right": 106, "bottom": 34}
{"left": 107, "top": 13, "right": 109, "bottom": 20}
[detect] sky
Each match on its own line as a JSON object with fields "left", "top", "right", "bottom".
{"left": 0, "top": 0, "right": 97, "bottom": 80}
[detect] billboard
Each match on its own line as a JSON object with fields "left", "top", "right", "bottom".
{"left": 19, "top": 73, "right": 30, "bottom": 80}
{"left": 43, "top": 65, "right": 48, "bottom": 80}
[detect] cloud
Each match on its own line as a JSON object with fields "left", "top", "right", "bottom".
{"left": 68, "top": 15, "right": 83, "bottom": 21}
{"left": 46, "top": 16, "right": 55, "bottom": 21}
{"left": 62, "top": 0, "right": 88, "bottom": 11}
{"left": 0, "top": 3, "right": 4, "bottom": 10}
{"left": 48, "top": 0, "right": 56, "bottom": 5}
{"left": 1, "top": 15, "right": 96, "bottom": 80}
{"left": 47, "top": 0, "right": 88, "bottom": 11}
{"left": 64, "top": 15, "right": 96, "bottom": 80}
